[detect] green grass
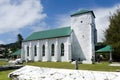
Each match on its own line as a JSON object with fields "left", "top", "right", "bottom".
{"left": 0, "top": 70, "right": 14, "bottom": 80}
{"left": 24, "top": 62, "right": 75, "bottom": 69}
{"left": 0, "top": 60, "right": 8, "bottom": 66}
{"left": 79, "top": 62, "right": 120, "bottom": 71}
{"left": 0, "top": 60, "right": 13, "bottom": 80}
{"left": 23, "top": 61, "right": 120, "bottom": 72}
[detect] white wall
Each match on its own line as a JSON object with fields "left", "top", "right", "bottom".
{"left": 71, "top": 12, "right": 96, "bottom": 63}
{"left": 21, "top": 36, "right": 72, "bottom": 62}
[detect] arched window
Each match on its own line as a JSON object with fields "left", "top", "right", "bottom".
{"left": 51, "top": 44, "right": 54, "bottom": 56}
{"left": 61, "top": 43, "right": 64, "bottom": 56}
{"left": 27, "top": 46, "right": 29, "bottom": 56}
{"left": 34, "top": 45, "right": 37, "bottom": 56}
{"left": 42, "top": 45, "right": 45, "bottom": 56}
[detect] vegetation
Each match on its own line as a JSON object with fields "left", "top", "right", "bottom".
{"left": 0, "top": 60, "right": 8, "bottom": 66}
{"left": 2, "top": 61, "right": 120, "bottom": 72}
{"left": 0, "top": 61, "right": 13, "bottom": 80}
{"left": 0, "top": 34, "right": 23, "bottom": 58}
{"left": 24, "top": 62, "right": 75, "bottom": 69}
{"left": 0, "top": 70, "right": 13, "bottom": 80}
{"left": 23, "top": 62, "right": 120, "bottom": 71}
{"left": 17, "top": 34, "right": 23, "bottom": 49}
{"left": 104, "top": 9, "right": 120, "bottom": 61}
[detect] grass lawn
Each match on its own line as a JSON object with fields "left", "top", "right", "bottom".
{"left": 0, "top": 70, "right": 14, "bottom": 80}
{"left": 0, "top": 60, "right": 14, "bottom": 80}
{"left": 24, "top": 62, "right": 75, "bottom": 69}
{"left": 0, "top": 60, "right": 8, "bottom": 66}
{"left": 1, "top": 61, "right": 120, "bottom": 80}
{"left": 23, "top": 61, "right": 120, "bottom": 71}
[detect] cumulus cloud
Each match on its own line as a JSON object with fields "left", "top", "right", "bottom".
{"left": 94, "top": 5, "right": 119, "bottom": 42}
{"left": 55, "top": 14, "right": 71, "bottom": 28}
{"left": 30, "top": 21, "right": 49, "bottom": 32}
{"left": 0, "top": 40, "right": 5, "bottom": 44}
{"left": 56, "top": 4, "right": 119, "bottom": 42}
{"left": 0, "top": 0, "right": 46, "bottom": 34}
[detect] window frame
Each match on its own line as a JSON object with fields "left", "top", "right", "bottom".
{"left": 27, "top": 46, "right": 29, "bottom": 56}
{"left": 34, "top": 45, "right": 37, "bottom": 56}
{"left": 61, "top": 43, "right": 64, "bottom": 56}
{"left": 42, "top": 45, "right": 45, "bottom": 56}
{"left": 51, "top": 44, "right": 55, "bottom": 56}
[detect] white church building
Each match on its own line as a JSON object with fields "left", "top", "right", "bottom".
{"left": 21, "top": 10, "right": 97, "bottom": 64}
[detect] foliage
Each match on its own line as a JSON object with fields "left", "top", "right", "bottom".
{"left": 95, "top": 42, "right": 106, "bottom": 51}
{"left": 104, "top": 9, "right": 120, "bottom": 61}
{"left": 0, "top": 34, "right": 23, "bottom": 58}
{"left": 5, "top": 42, "right": 19, "bottom": 58}
{"left": 17, "top": 34, "right": 23, "bottom": 48}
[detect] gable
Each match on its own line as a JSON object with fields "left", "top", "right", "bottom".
{"left": 24, "top": 27, "right": 72, "bottom": 41}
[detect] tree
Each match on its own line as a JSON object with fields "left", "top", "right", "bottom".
{"left": 17, "top": 34, "right": 23, "bottom": 48}
{"left": 104, "top": 9, "right": 120, "bottom": 61}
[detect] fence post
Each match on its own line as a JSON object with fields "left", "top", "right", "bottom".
{"left": 75, "top": 60, "right": 78, "bottom": 70}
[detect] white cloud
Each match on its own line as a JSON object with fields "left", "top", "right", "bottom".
{"left": 55, "top": 14, "right": 71, "bottom": 28}
{"left": 56, "top": 4, "right": 119, "bottom": 42}
{"left": 30, "top": 21, "right": 49, "bottom": 32}
{"left": 94, "top": 5, "right": 119, "bottom": 42}
{"left": 0, "top": 0, "right": 46, "bottom": 34}
{"left": 0, "top": 40, "right": 5, "bottom": 44}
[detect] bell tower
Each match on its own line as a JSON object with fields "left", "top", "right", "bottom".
{"left": 71, "top": 10, "right": 97, "bottom": 64}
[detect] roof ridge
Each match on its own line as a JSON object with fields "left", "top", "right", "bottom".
{"left": 35, "top": 26, "right": 71, "bottom": 33}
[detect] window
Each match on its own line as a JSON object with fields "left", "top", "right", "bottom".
{"left": 42, "top": 45, "right": 45, "bottom": 56}
{"left": 27, "top": 46, "right": 29, "bottom": 56}
{"left": 51, "top": 44, "right": 54, "bottom": 56}
{"left": 34, "top": 45, "right": 37, "bottom": 56}
{"left": 61, "top": 43, "right": 64, "bottom": 56}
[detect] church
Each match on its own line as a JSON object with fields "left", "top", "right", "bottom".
{"left": 21, "top": 10, "right": 97, "bottom": 64}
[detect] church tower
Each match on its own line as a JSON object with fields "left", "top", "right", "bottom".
{"left": 71, "top": 10, "right": 97, "bottom": 64}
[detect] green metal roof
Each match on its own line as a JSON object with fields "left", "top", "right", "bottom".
{"left": 96, "top": 45, "right": 113, "bottom": 53}
{"left": 71, "top": 10, "right": 95, "bottom": 18}
{"left": 24, "top": 27, "right": 72, "bottom": 41}
{"left": 12, "top": 49, "right": 21, "bottom": 55}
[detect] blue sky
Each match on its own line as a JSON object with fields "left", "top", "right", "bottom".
{"left": 0, "top": 0, "right": 120, "bottom": 44}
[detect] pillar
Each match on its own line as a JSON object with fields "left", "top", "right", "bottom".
{"left": 21, "top": 43, "right": 25, "bottom": 61}
{"left": 29, "top": 42, "right": 33, "bottom": 61}
{"left": 37, "top": 41, "right": 40, "bottom": 61}
{"left": 55, "top": 38, "right": 59, "bottom": 61}
{"left": 67, "top": 37, "right": 72, "bottom": 62}
{"left": 45, "top": 39, "right": 49, "bottom": 61}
